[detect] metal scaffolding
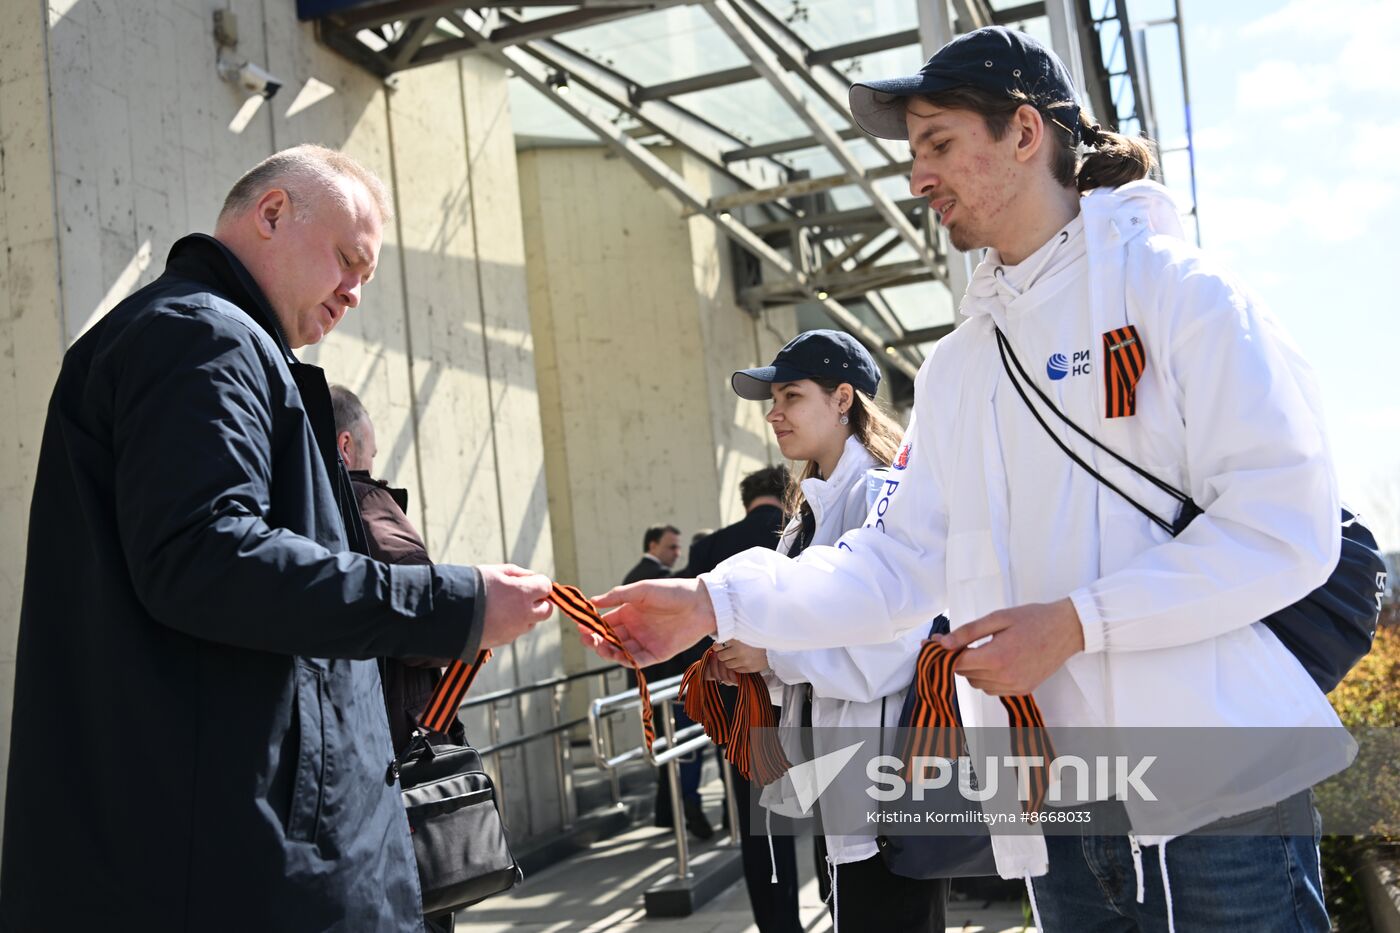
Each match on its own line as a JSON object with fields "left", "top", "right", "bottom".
{"left": 300, "top": 0, "right": 1198, "bottom": 399}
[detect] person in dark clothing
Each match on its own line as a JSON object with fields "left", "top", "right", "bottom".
{"left": 331, "top": 384, "right": 463, "bottom": 933}
{"left": 1, "top": 145, "right": 554, "bottom": 932}
{"left": 673, "top": 464, "right": 801, "bottom": 933}
{"left": 330, "top": 384, "right": 467, "bottom": 755}
{"left": 623, "top": 524, "right": 682, "bottom": 584}
{"left": 623, "top": 523, "right": 714, "bottom": 839}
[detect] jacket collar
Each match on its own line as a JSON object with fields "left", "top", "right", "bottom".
{"left": 349, "top": 470, "right": 410, "bottom": 513}
{"left": 164, "top": 234, "right": 295, "bottom": 362}
{"left": 799, "top": 435, "right": 878, "bottom": 526}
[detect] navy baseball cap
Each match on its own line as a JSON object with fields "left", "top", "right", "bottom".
{"left": 732, "top": 330, "right": 881, "bottom": 401}
{"left": 849, "top": 26, "right": 1083, "bottom": 141}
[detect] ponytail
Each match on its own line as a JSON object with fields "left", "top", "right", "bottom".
{"left": 1075, "top": 111, "right": 1156, "bottom": 193}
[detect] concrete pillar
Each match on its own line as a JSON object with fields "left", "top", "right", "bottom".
{"left": 517, "top": 143, "right": 796, "bottom": 707}
{"left": 0, "top": 0, "right": 66, "bottom": 835}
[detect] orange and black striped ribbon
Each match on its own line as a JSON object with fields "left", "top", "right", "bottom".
{"left": 901, "top": 640, "right": 1054, "bottom": 814}
{"left": 1102, "top": 325, "right": 1146, "bottom": 419}
{"left": 677, "top": 646, "right": 792, "bottom": 786}
{"left": 549, "top": 582, "right": 655, "bottom": 751}
{"left": 419, "top": 648, "right": 493, "bottom": 736}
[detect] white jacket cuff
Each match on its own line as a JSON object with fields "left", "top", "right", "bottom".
{"left": 1070, "top": 586, "right": 1106, "bottom": 654}
{"left": 702, "top": 575, "right": 738, "bottom": 644}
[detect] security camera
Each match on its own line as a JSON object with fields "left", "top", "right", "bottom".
{"left": 219, "top": 59, "right": 283, "bottom": 100}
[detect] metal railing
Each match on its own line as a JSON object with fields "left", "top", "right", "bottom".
{"left": 589, "top": 675, "right": 741, "bottom": 878}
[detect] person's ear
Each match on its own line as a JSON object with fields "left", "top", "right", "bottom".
{"left": 828, "top": 383, "right": 851, "bottom": 414}
{"left": 254, "top": 189, "right": 291, "bottom": 239}
{"left": 336, "top": 430, "right": 354, "bottom": 463}
{"left": 1013, "top": 103, "right": 1045, "bottom": 165}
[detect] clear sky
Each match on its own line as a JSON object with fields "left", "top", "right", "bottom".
{"left": 1170, "top": 0, "right": 1399, "bottom": 547}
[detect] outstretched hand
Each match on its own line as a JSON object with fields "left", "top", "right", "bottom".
{"left": 579, "top": 578, "right": 718, "bottom": 668}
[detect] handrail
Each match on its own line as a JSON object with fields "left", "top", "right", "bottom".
{"left": 587, "top": 674, "right": 717, "bottom": 768}
{"left": 587, "top": 668, "right": 743, "bottom": 878}
{"left": 460, "top": 662, "right": 623, "bottom": 710}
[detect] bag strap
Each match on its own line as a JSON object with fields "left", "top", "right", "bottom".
{"left": 992, "top": 326, "right": 1202, "bottom": 537}
{"left": 419, "top": 649, "right": 493, "bottom": 736}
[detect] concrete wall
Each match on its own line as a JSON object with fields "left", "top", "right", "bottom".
{"left": 0, "top": 0, "right": 66, "bottom": 837}
{"left": 0, "top": 0, "right": 560, "bottom": 838}
{"left": 517, "top": 144, "right": 796, "bottom": 695}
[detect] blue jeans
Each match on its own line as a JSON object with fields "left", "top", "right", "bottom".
{"left": 1030, "top": 792, "right": 1327, "bottom": 932}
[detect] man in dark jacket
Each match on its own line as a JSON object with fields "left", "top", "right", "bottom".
{"left": 623, "top": 524, "right": 682, "bottom": 584}
{"left": 1, "top": 145, "right": 554, "bottom": 932}
{"left": 330, "top": 384, "right": 464, "bottom": 933}
{"left": 330, "top": 384, "right": 466, "bottom": 757}
{"left": 674, "top": 464, "right": 800, "bottom": 933}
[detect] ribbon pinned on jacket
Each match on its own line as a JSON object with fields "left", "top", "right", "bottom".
{"left": 902, "top": 640, "right": 1054, "bottom": 815}
{"left": 1102, "top": 324, "right": 1146, "bottom": 419}
{"left": 678, "top": 646, "right": 791, "bottom": 786}
{"left": 549, "top": 582, "right": 655, "bottom": 751}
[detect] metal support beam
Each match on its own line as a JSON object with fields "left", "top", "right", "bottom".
{"left": 887, "top": 323, "right": 957, "bottom": 347}
{"left": 809, "top": 29, "right": 920, "bottom": 65}
{"left": 742, "top": 259, "right": 932, "bottom": 304}
{"left": 635, "top": 66, "right": 758, "bottom": 101}
{"left": 730, "top": 0, "right": 908, "bottom": 168}
{"left": 450, "top": 12, "right": 918, "bottom": 380}
{"left": 723, "top": 127, "right": 865, "bottom": 163}
{"left": 507, "top": 30, "right": 788, "bottom": 193}
{"left": 748, "top": 197, "right": 925, "bottom": 238}
{"left": 1044, "top": 0, "right": 1088, "bottom": 96}
{"left": 705, "top": 161, "right": 911, "bottom": 213}
{"left": 706, "top": 0, "right": 935, "bottom": 269}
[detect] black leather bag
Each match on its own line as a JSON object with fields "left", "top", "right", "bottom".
{"left": 395, "top": 735, "right": 523, "bottom": 917}
{"left": 994, "top": 327, "right": 1386, "bottom": 693}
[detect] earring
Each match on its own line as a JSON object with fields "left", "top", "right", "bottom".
{"left": 839, "top": 413, "right": 849, "bottom": 425}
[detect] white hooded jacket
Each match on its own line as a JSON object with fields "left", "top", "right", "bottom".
{"left": 703, "top": 181, "right": 1354, "bottom": 884}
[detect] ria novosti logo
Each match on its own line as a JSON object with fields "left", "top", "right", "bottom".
{"left": 1046, "top": 349, "right": 1092, "bottom": 381}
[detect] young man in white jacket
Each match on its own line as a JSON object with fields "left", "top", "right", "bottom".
{"left": 589, "top": 27, "right": 1345, "bottom": 932}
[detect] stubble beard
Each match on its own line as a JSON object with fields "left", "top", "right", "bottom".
{"left": 947, "top": 222, "right": 986, "bottom": 254}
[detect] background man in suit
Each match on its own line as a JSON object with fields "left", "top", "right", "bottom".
{"left": 624, "top": 524, "right": 682, "bottom": 583}
{"left": 623, "top": 522, "right": 713, "bottom": 837}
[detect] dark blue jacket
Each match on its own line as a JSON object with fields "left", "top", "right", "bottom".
{"left": 1, "top": 235, "right": 483, "bottom": 931}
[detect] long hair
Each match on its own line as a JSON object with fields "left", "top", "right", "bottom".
{"left": 782, "top": 378, "right": 905, "bottom": 522}
{"left": 915, "top": 86, "right": 1156, "bottom": 193}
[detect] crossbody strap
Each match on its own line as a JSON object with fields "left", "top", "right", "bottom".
{"left": 992, "top": 326, "right": 1202, "bottom": 537}
{"left": 419, "top": 649, "right": 493, "bottom": 736}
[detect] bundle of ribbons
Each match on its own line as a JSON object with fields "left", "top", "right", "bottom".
{"left": 902, "top": 639, "right": 1054, "bottom": 814}
{"left": 677, "top": 646, "right": 792, "bottom": 786}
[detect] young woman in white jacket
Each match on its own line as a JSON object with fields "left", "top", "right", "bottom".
{"left": 713, "top": 329, "right": 950, "bottom": 932}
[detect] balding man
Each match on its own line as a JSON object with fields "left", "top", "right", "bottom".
{"left": 1, "top": 145, "right": 554, "bottom": 931}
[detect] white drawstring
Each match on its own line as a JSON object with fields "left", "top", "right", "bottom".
{"left": 1158, "top": 842, "right": 1176, "bottom": 933}
{"left": 1024, "top": 875, "right": 1044, "bottom": 932}
{"left": 825, "top": 855, "right": 839, "bottom": 933}
{"left": 1128, "top": 834, "right": 1145, "bottom": 903}
{"left": 764, "top": 809, "right": 777, "bottom": 884}
{"left": 993, "top": 229, "right": 1070, "bottom": 300}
